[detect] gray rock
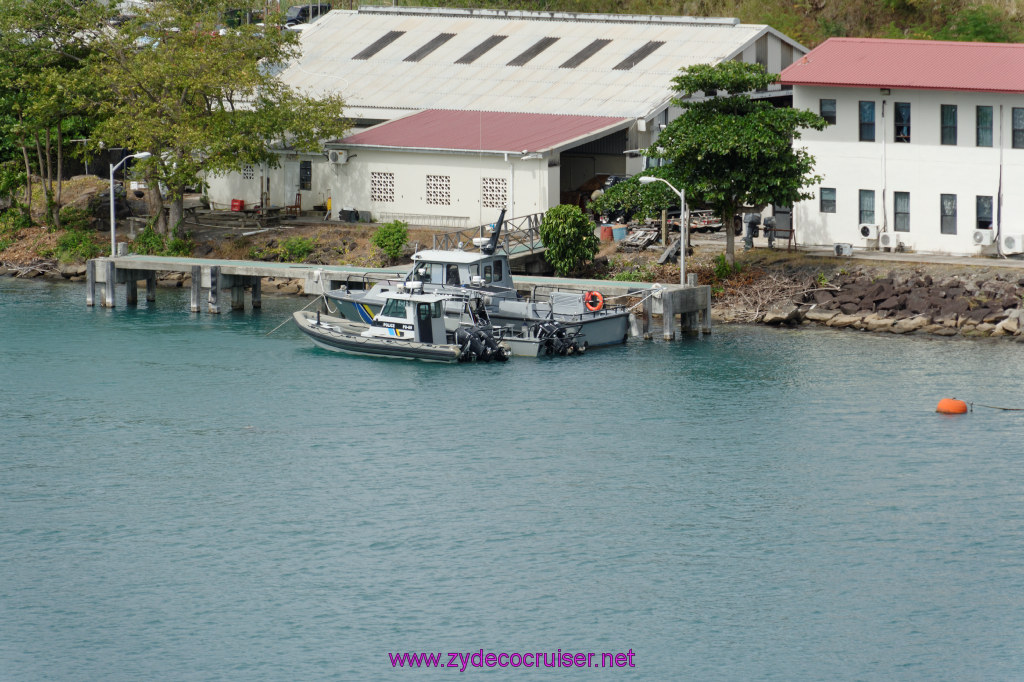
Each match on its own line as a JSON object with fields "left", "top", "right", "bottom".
{"left": 826, "top": 313, "right": 862, "bottom": 328}
{"left": 763, "top": 304, "right": 800, "bottom": 325}
{"left": 891, "top": 315, "right": 930, "bottom": 334}
{"left": 805, "top": 308, "right": 838, "bottom": 323}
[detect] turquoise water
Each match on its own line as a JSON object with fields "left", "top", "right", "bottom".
{"left": 2, "top": 278, "right": 1024, "bottom": 680}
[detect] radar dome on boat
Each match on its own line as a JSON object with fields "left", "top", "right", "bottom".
{"left": 472, "top": 238, "right": 490, "bottom": 247}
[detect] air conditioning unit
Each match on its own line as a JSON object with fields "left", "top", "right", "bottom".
{"left": 1001, "top": 233, "right": 1024, "bottom": 254}
{"left": 834, "top": 243, "right": 853, "bottom": 257}
{"left": 879, "top": 232, "right": 899, "bottom": 250}
{"left": 859, "top": 224, "right": 879, "bottom": 239}
{"left": 327, "top": 150, "right": 348, "bottom": 165}
{"left": 972, "top": 230, "right": 995, "bottom": 246}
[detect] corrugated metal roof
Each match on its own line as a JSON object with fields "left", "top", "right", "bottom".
{"left": 780, "top": 37, "right": 1024, "bottom": 94}
{"left": 284, "top": 8, "right": 800, "bottom": 117}
{"left": 337, "top": 110, "right": 631, "bottom": 154}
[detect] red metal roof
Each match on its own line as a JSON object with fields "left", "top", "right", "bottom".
{"left": 780, "top": 37, "right": 1024, "bottom": 94}
{"left": 338, "top": 110, "right": 630, "bottom": 153}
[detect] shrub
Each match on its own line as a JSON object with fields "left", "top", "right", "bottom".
{"left": 371, "top": 220, "right": 408, "bottom": 264}
{"left": 0, "top": 210, "right": 31, "bottom": 235}
{"left": 539, "top": 204, "right": 600, "bottom": 276}
{"left": 55, "top": 230, "right": 102, "bottom": 263}
{"left": 279, "top": 236, "right": 315, "bottom": 262}
{"left": 131, "top": 225, "right": 167, "bottom": 255}
{"left": 59, "top": 206, "right": 93, "bottom": 232}
{"left": 165, "top": 234, "right": 196, "bottom": 257}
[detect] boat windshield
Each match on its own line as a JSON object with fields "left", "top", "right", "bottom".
{"left": 380, "top": 298, "right": 407, "bottom": 319}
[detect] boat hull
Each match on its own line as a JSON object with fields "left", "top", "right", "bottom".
{"left": 293, "top": 311, "right": 461, "bottom": 363}
{"left": 328, "top": 289, "right": 630, "bottom": 347}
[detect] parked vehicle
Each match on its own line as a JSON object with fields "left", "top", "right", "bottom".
{"left": 284, "top": 3, "right": 331, "bottom": 25}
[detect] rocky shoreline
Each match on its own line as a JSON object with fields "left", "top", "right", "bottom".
{"left": 750, "top": 267, "right": 1024, "bottom": 339}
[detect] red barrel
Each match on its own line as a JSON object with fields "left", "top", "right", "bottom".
{"left": 600, "top": 224, "right": 614, "bottom": 241}
{"left": 231, "top": 199, "right": 244, "bottom": 212}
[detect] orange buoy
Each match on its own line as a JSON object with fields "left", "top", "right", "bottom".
{"left": 936, "top": 398, "right": 968, "bottom": 414}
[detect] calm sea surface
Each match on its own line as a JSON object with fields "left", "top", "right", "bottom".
{"left": 2, "top": 278, "right": 1024, "bottom": 680}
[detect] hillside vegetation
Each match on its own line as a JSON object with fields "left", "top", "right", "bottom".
{"left": 398, "top": 0, "right": 1023, "bottom": 47}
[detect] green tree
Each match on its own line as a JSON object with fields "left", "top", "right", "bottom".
{"left": 588, "top": 166, "right": 688, "bottom": 223}
{"left": 0, "top": 0, "right": 105, "bottom": 228}
{"left": 649, "top": 61, "right": 827, "bottom": 265}
{"left": 538, "top": 204, "right": 599, "bottom": 276}
{"left": 86, "top": 0, "right": 349, "bottom": 235}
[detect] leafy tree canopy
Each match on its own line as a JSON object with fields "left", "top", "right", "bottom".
{"left": 648, "top": 61, "right": 827, "bottom": 264}
{"left": 539, "top": 204, "right": 600, "bottom": 276}
{"left": 83, "top": 0, "right": 349, "bottom": 233}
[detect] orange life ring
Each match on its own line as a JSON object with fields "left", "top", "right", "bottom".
{"left": 584, "top": 290, "right": 604, "bottom": 312}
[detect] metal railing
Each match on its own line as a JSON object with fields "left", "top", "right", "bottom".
{"left": 376, "top": 212, "right": 471, "bottom": 229}
{"left": 431, "top": 212, "right": 545, "bottom": 255}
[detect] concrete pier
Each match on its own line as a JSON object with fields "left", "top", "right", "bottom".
{"left": 86, "top": 255, "right": 712, "bottom": 338}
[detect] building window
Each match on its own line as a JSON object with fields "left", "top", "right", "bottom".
{"left": 859, "top": 190, "right": 875, "bottom": 224}
{"left": 894, "top": 192, "right": 910, "bottom": 232}
{"left": 481, "top": 177, "right": 507, "bottom": 209}
{"left": 940, "top": 194, "right": 957, "bottom": 235}
{"left": 426, "top": 174, "right": 451, "bottom": 206}
{"left": 242, "top": 164, "right": 255, "bottom": 180}
{"left": 977, "top": 195, "right": 993, "bottom": 229}
{"left": 819, "top": 187, "right": 836, "bottom": 213}
{"left": 1013, "top": 108, "right": 1024, "bottom": 149}
{"left": 820, "top": 99, "right": 836, "bottom": 125}
{"left": 370, "top": 171, "right": 395, "bottom": 203}
{"left": 859, "top": 101, "right": 875, "bottom": 141}
{"left": 299, "top": 160, "right": 312, "bottom": 192}
{"left": 940, "top": 105, "right": 957, "bottom": 145}
{"left": 977, "top": 106, "right": 993, "bottom": 147}
{"left": 894, "top": 102, "right": 911, "bottom": 143}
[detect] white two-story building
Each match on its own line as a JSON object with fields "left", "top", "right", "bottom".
{"left": 781, "top": 38, "right": 1024, "bottom": 256}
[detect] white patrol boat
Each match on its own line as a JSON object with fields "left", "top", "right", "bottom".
{"left": 327, "top": 210, "right": 631, "bottom": 347}
{"left": 293, "top": 284, "right": 509, "bottom": 363}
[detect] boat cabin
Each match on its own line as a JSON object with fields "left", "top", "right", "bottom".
{"left": 407, "top": 249, "right": 514, "bottom": 293}
{"left": 365, "top": 288, "right": 448, "bottom": 344}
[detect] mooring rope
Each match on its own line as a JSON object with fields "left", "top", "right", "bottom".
{"left": 264, "top": 295, "right": 322, "bottom": 336}
{"left": 970, "top": 402, "right": 1024, "bottom": 412}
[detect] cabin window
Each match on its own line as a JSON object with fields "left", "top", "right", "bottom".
{"left": 977, "top": 195, "right": 993, "bottom": 229}
{"left": 941, "top": 105, "right": 957, "bottom": 145}
{"left": 859, "top": 101, "right": 875, "bottom": 141}
{"left": 819, "top": 99, "right": 836, "bottom": 125}
{"left": 940, "top": 194, "right": 957, "bottom": 235}
{"left": 432, "top": 301, "right": 444, "bottom": 317}
{"left": 977, "top": 106, "right": 993, "bottom": 147}
{"left": 894, "top": 102, "right": 911, "bottom": 143}
{"left": 858, "top": 190, "right": 875, "bottom": 224}
{"left": 381, "top": 298, "right": 407, "bottom": 318}
{"left": 299, "top": 160, "right": 312, "bottom": 191}
{"left": 483, "top": 264, "right": 493, "bottom": 283}
{"left": 819, "top": 187, "right": 836, "bottom": 213}
{"left": 445, "top": 264, "right": 459, "bottom": 285}
{"left": 494, "top": 259, "right": 503, "bottom": 282}
{"left": 1013, "top": 108, "right": 1024, "bottom": 149}
{"left": 417, "top": 303, "right": 431, "bottom": 321}
{"left": 894, "top": 192, "right": 910, "bottom": 232}
{"left": 412, "top": 263, "right": 444, "bottom": 284}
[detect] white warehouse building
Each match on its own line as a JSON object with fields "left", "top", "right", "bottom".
{"left": 781, "top": 37, "right": 1024, "bottom": 257}
{"left": 207, "top": 6, "right": 808, "bottom": 227}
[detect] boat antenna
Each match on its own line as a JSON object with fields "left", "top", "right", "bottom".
{"left": 480, "top": 209, "right": 505, "bottom": 255}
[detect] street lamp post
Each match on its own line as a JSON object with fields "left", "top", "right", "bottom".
{"left": 639, "top": 176, "right": 688, "bottom": 285}
{"left": 110, "top": 152, "right": 152, "bottom": 257}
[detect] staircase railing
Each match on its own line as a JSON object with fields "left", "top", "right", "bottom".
{"left": 432, "top": 212, "right": 545, "bottom": 255}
